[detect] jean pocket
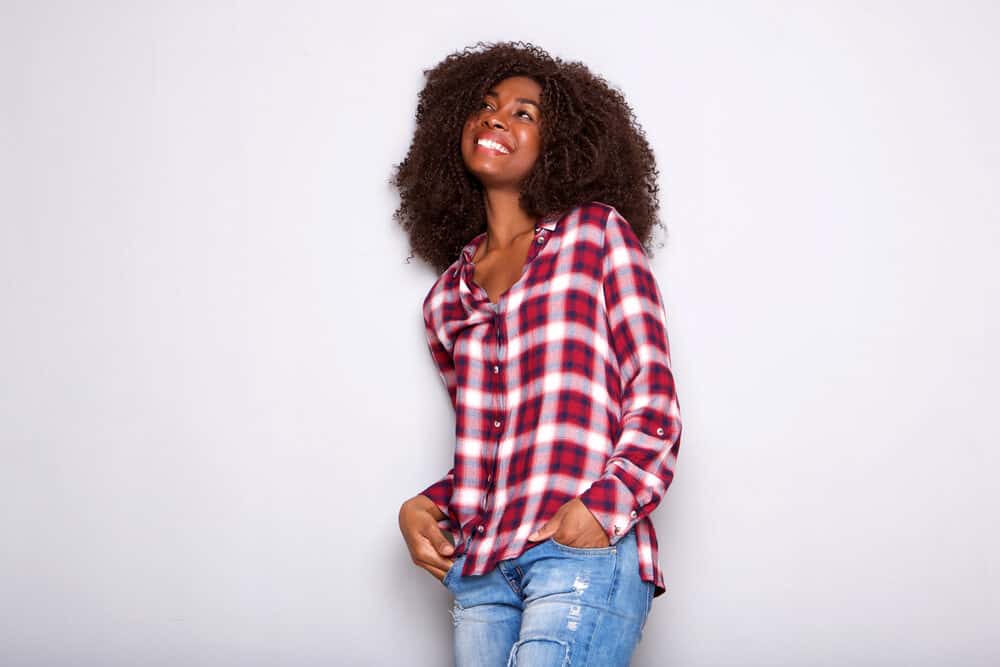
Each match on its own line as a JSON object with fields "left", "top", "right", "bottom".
{"left": 441, "top": 555, "right": 462, "bottom": 588}
{"left": 549, "top": 535, "right": 616, "bottom": 555}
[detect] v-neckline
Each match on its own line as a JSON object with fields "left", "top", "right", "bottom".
{"left": 467, "top": 226, "right": 547, "bottom": 306}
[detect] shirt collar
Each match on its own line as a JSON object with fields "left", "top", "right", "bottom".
{"left": 538, "top": 210, "right": 561, "bottom": 231}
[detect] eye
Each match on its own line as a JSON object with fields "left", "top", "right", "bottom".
{"left": 517, "top": 110, "right": 534, "bottom": 120}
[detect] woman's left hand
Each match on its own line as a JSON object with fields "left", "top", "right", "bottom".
{"left": 526, "top": 497, "right": 611, "bottom": 548}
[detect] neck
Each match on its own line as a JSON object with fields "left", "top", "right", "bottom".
{"left": 482, "top": 188, "right": 537, "bottom": 251}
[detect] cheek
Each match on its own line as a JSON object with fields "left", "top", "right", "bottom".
{"left": 521, "top": 137, "right": 542, "bottom": 164}
{"left": 518, "top": 132, "right": 542, "bottom": 157}
{"left": 527, "top": 129, "right": 543, "bottom": 152}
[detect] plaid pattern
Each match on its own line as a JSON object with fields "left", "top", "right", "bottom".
{"left": 417, "top": 201, "right": 682, "bottom": 598}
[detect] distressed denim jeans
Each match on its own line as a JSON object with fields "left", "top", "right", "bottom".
{"left": 441, "top": 526, "right": 653, "bottom": 666}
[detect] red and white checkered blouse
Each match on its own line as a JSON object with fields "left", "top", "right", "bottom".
{"left": 417, "top": 200, "right": 682, "bottom": 598}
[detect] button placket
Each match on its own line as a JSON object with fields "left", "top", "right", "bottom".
{"left": 479, "top": 308, "right": 505, "bottom": 539}
{"left": 492, "top": 312, "right": 506, "bottom": 435}
{"left": 496, "top": 310, "right": 508, "bottom": 521}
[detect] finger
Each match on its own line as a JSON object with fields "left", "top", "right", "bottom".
{"left": 423, "top": 555, "right": 455, "bottom": 580}
{"left": 528, "top": 518, "right": 559, "bottom": 541}
{"left": 419, "top": 539, "right": 456, "bottom": 573}
{"left": 420, "top": 537, "right": 454, "bottom": 572}
{"left": 426, "top": 527, "right": 455, "bottom": 557}
{"left": 553, "top": 528, "right": 610, "bottom": 548}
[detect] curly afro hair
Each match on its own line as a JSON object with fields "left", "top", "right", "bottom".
{"left": 390, "top": 40, "right": 664, "bottom": 275}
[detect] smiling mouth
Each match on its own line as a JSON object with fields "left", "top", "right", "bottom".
{"left": 475, "top": 138, "right": 512, "bottom": 155}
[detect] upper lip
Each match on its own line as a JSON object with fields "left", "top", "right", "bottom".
{"left": 474, "top": 131, "right": 514, "bottom": 154}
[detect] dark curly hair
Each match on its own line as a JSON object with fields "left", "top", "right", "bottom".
{"left": 390, "top": 40, "right": 665, "bottom": 275}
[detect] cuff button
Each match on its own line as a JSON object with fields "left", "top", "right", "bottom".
{"left": 656, "top": 427, "right": 665, "bottom": 436}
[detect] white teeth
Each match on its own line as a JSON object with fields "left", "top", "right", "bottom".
{"left": 477, "top": 138, "right": 510, "bottom": 154}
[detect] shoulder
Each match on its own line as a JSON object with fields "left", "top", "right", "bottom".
{"left": 548, "top": 202, "right": 644, "bottom": 275}
{"left": 567, "top": 200, "right": 617, "bottom": 229}
{"left": 577, "top": 201, "right": 644, "bottom": 253}
{"left": 421, "top": 257, "right": 462, "bottom": 322}
{"left": 554, "top": 200, "right": 632, "bottom": 242}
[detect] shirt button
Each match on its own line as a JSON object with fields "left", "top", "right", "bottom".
{"left": 492, "top": 365, "right": 499, "bottom": 373}
{"left": 656, "top": 427, "right": 665, "bottom": 436}
{"left": 613, "top": 525, "right": 621, "bottom": 535}
{"left": 493, "top": 419, "right": 501, "bottom": 428}
{"left": 536, "top": 236, "right": 545, "bottom": 244}
{"left": 487, "top": 473, "right": 492, "bottom": 482}
{"left": 477, "top": 525, "right": 485, "bottom": 533}
{"left": 630, "top": 510, "right": 638, "bottom": 518}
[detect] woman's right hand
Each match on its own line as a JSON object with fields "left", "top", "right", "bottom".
{"left": 398, "top": 495, "right": 457, "bottom": 582}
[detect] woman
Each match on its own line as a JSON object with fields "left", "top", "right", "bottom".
{"left": 392, "top": 41, "right": 683, "bottom": 666}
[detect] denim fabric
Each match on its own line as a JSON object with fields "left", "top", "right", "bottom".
{"left": 441, "top": 526, "right": 653, "bottom": 666}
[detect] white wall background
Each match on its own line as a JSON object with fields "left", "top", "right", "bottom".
{"left": 1, "top": 1, "right": 997, "bottom": 665}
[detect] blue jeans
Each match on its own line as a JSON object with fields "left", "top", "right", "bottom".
{"left": 441, "top": 526, "right": 653, "bottom": 666}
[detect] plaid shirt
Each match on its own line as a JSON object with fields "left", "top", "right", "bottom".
{"left": 417, "top": 201, "right": 682, "bottom": 599}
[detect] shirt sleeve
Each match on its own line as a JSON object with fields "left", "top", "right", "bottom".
{"left": 417, "top": 467, "right": 454, "bottom": 520}
{"left": 415, "top": 291, "right": 458, "bottom": 518}
{"left": 576, "top": 208, "right": 683, "bottom": 545}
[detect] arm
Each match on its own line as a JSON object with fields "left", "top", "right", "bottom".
{"left": 576, "top": 208, "right": 683, "bottom": 544}
{"left": 416, "top": 468, "right": 454, "bottom": 521}
{"left": 415, "top": 290, "right": 458, "bottom": 518}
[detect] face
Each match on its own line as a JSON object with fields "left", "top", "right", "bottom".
{"left": 460, "top": 75, "right": 543, "bottom": 190}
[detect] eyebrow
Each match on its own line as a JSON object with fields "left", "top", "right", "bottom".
{"left": 485, "top": 90, "right": 541, "bottom": 110}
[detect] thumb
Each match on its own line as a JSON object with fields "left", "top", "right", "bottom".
{"left": 432, "top": 531, "right": 455, "bottom": 556}
{"left": 527, "top": 520, "right": 556, "bottom": 542}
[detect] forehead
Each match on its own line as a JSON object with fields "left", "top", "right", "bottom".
{"left": 485, "top": 75, "right": 542, "bottom": 97}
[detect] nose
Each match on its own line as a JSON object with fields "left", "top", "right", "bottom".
{"left": 482, "top": 112, "right": 506, "bottom": 131}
